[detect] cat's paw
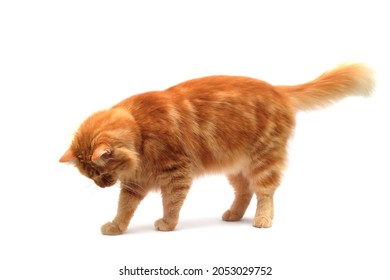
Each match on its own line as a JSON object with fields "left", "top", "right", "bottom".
{"left": 253, "top": 216, "right": 273, "bottom": 228}
{"left": 154, "top": 218, "right": 177, "bottom": 231}
{"left": 101, "top": 221, "right": 125, "bottom": 235}
{"left": 222, "top": 210, "right": 243, "bottom": 221}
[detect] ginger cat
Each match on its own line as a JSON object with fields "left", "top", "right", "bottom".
{"left": 60, "top": 63, "right": 374, "bottom": 235}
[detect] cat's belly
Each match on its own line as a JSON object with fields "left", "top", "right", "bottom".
{"left": 193, "top": 154, "right": 250, "bottom": 177}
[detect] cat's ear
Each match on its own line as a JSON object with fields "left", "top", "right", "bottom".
{"left": 92, "top": 144, "right": 111, "bottom": 164}
{"left": 59, "top": 148, "right": 77, "bottom": 163}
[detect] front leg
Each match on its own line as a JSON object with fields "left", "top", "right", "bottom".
{"left": 154, "top": 184, "right": 191, "bottom": 231}
{"left": 101, "top": 188, "right": 144, "bottom": 235}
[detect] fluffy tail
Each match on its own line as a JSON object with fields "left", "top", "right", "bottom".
{"left": 275, "top": 63, "right": 375, "bottom": 111}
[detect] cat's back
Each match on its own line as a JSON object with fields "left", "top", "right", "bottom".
{"left": 167, "top": 75, "right": 277, "bottom": 99}
{"left": 115, "top": 75, "right": 294, "bottom": 134}
{"left": 116, "top": 75, "right": 289, "bottom": 109}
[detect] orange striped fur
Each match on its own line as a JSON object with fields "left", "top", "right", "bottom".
{"left": 60, "top": 63, "right": 374, "bottom": 235}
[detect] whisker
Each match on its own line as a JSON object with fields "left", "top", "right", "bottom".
{"left": 86, "top": 182, "right": 97, "bottom": 189}
{"left": 120, "top": 181, "right": 146, "bottom": 197}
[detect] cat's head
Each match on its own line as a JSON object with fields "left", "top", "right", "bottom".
{"left": 59, "top": 108, "right": 140, "bottom": 188}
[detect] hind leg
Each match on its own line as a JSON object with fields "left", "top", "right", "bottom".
{"left": 222, "top": 173, "right": 253, "bottom": 221}
{"left": 251, "top": 172, "right": 280, "bottom": 228}
{"left": 248, "top": 149, "right": 287, "bottom": 228}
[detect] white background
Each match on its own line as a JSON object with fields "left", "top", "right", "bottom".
{"left": 1, "top": 1, "right": 389, "bottom": 279}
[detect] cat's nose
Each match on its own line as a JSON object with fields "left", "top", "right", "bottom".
{"left": 95, "top": 174, "right": 116, "bottom": 188}
{"left": 94, "top": 179, "right": 107, "bottom": 188}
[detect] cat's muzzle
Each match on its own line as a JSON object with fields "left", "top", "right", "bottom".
{"left": 94, "top": 174, "right": 117, "bottom": 188}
